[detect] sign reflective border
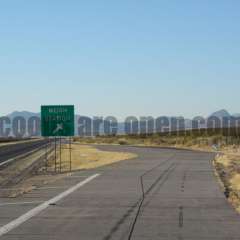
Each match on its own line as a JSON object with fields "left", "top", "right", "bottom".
{"left": 41, "top": 105, "right": 75, "bottom": 137}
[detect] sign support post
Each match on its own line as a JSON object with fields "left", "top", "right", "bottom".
{"left": 69, "top": 137, "right": 72, "bottom": 172}
{"left": 54, "top": 137, "right": 57, "bottom": 172}
{"left": 45, "top": 138, "right": 48, "bottom": 171}
{"left": 60, "top": 137, "right": 62, "bottom": 172}
{"left": 41, "top": 105, "right": 75, "bottom": 173}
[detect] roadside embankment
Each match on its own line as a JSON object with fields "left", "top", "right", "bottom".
{"left": 214, "top": 151, "right": 240, "bottom": 213}
{"left": 0, "top": 143, "right": 137, "bottom": 198}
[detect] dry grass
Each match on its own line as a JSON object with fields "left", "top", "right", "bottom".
{"left": 230, "top": 174, "right": 240, "bottom": 191}
{"left": 215, "top": 153, "right": 240, "bottom": 213}
{"left": 216, "top": 154, "right": 232, "bottom": 167}
{"left": 48, "top": 144, "right": 137, "bottom": 172}
{"left": 0, "top": 148, "right": 47, "bottom": 186}
{"left": 0, "top": 144, "right": 137, "bottom": 198}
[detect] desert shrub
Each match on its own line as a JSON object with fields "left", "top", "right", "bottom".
{"left": 118, "top": 138, "right": 129, "bottom": 145}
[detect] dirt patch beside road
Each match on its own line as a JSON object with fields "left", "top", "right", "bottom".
{"left": 0, "top": 148, "right": 48, "bottom": 187}
{"left": 0, "top": 144, "right": 137, "bottom": 198}
{"left": 165, "top": 144, "right": 240, "bottom": 214}
{"left": 47, "top": 144, "right": 137, "bottom": 172}
{"left": 214, "top": 152, "right": 240, "bottom": 213}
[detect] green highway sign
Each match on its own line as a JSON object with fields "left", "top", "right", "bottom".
{"left": 41, "top": 105, "right": 75, "bottom": 137}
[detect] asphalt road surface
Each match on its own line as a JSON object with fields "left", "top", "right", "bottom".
{"left": 0, "top": 146, "right": 240, "bottom": 240}
{"left": 0, "top": 139, "right": 50, "bottom": 166}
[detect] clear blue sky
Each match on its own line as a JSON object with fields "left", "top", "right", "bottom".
{"left": 0, "top": 0, "right": 239, "bottom": 118}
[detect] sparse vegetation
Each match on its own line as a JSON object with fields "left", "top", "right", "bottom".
{"left": 73, "top": 128, "right": 240, "bottom": 150}
{"left": 215, "top": 152, "right": 240, "bottom": 213}
{"left": 73, "top": 129, "right": 240, "bottom": 214}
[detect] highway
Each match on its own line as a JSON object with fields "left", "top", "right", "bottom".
{"left": 0, "top": 146, "right": 240, "bottom": 239}
{"left": 0, "top": 139, "right": 50, "bottom": 167}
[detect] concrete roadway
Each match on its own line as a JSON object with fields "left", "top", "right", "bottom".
{"left": 0, "top": 146, "right": 240, "bottom": 239}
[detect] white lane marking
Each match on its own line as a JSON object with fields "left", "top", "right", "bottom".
{"left": 0, "top": 174, "right": 100, "bottom": 237}
{"left": 0, "top": 201, "right": 44, "bottom": 207}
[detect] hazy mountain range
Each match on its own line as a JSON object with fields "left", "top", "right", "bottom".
{"left": 3, "top": 109, "right": 240, "bottom": 136}
{"left": 7, "top": 111, "right": 40, "bottom": 119}
{"left": 5, "top": 109, "right": 239, "bottom": 120}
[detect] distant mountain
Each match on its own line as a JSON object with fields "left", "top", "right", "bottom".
{"left": 209, "top": 109, "right": 231, "bottom": 118}
{"left": 7, "top": 111, "right": 40, "bottom": 119}
{"left": 5, "top": 109, "right": 240, "bottom": 120}
{"left": 233, "top": 113, "right": 240, "bottom": 118}
{"left": 3, "top": 109, "right": 240, "bottom": 136}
